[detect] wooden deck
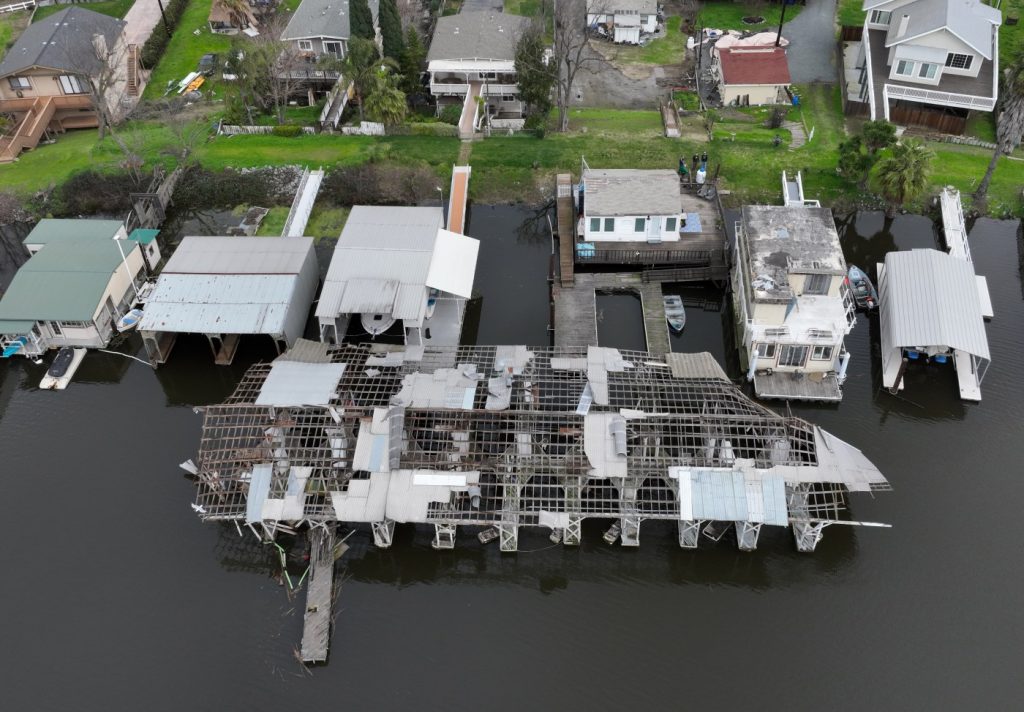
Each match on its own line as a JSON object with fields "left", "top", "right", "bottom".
{"left": 555, "top": 174, "right": 575, "bottom": 287}
{"left": 447, "top": 166, "right": 471, "bottom": 235}
{"left": 552, "top": 272, "right": 670, "bottom": 354}
{"left": 300, "top": 526, "right": 337, "bottom": 663}
{"left": 753, "top": 371, "right": 842, "bottom": 402}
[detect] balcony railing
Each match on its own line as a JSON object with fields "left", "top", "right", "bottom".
{"left": 430, "top": 81, "right": 518, "bottom": 96}
{"left": 884, "top": 83, "right": 996, "bottom": 112}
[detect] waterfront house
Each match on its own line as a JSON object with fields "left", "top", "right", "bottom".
{"left": 426, "top": 11, "right": 530, "bottom": 132}
{"left": 586, "top": 0, "right": 659, "bottom": 45}
{"left": 579, "top": 168, "right": 686, "bottom": 243}
{"left": 280, "top": 0, "right": 380, "bottom": 60}
{"left": 138, "top": 236, "right": 319, "bottom": 366}
{"left": 0, "top": 219, "right": 146, "bottom": 358}
{"left": 732, "top": 205, "right": 857, "bottom": 402}
{"left": 316, "top": 206, "right": 480, "bottom": 346}
{"left": 0, "top": 7, "right": 139, "bottom": 162}
{"left": 208, "top": 0, "right": 259, "bottom": 35}
{"left": 716, "top": 46, "right": 791, "bottom": 107}
{"left": 843, "top": 0, "right": 1001, "bottom": 133}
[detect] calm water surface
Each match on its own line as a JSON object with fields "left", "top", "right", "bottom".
{"left": 0, "top": 207, "right": 1022, "bottom": 709}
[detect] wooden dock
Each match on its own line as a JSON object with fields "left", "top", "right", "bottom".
{"left": 300, "top": 526, "right": 337, "bottom": 663}
{"left": 447, "top": 165, "right": 471, "bottom": 235}
{"left": 552, "top": 272, "right": 670, "bottom": 354}
{"left": 555, "top": 174, "right": 575, "bottom": 287}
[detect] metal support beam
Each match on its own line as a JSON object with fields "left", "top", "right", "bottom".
{"left": 735, "top": 522, "right": 762, "bottom": 551}
{"left": 678, "top": 520, "right": 701, "bottom": 548}
{"left": 619, "top": 481, "right": 640, "bottom": 547}
{"left": 563, "top": 477, "right": 582, "bottom": 545}
{"left": 563, "top": 516, "right": 582, "bottom": 546}
{"left": 499, "top": 476, "right": 521, "bottom": 552}
{"left": 498, "top": 523, "right": 518, "bottom": 552}
{"left": 792, "top": 522, "right": 827, "bottom": 552}
{"left": 371, "top": 519, "right": 395, "bottom": 548}
{"left": 432, "top": 522, "right": 456, "bottom": 550}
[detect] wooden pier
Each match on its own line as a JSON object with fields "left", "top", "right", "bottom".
{"left": 300, "top": 526, "right": 337, "bottom": 663}
{"left": 555, "top": 174, "right": 575, "bottom": 287}
{"left": 552, "top": 272, "right": 670, "bottom": 354}
{"left": 447, "top": 166, "right": 471, "bottom": 235}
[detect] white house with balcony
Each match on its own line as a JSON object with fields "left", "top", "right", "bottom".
{"left": 578, "top": 168, "right": 686, "bottom": 243}
{"left": 732, "top": 205, "right": 857, "bottom": 402}
{"left": 427, "top": 11, "right": 530, "bottom": 131}
{"left": 844, "top": 0, "right": 1001, "bottom": 132}
{"left": 586, "top": 0, "right": 659, "bottom": 45}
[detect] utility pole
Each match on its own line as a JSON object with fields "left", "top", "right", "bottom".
{"left": 775, "top": 1, "right": 788, "bottom": 47}
{"left": 157, "top": 0, "right": 171, "bottom": 38}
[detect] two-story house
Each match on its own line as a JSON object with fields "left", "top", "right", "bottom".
{"left": 280, "top": 0, "right": 380, "bottom": 61}
{"left": 845, "top": 0, "right": 1002, "bottom": 132}
{"left": 586, "top": 0, "right": 659, "bottom": 45}
{"left": 732, "top": 205, "right": 857, "bottom": 402}
{"left": 427, "top": 12, "right": 530, "bottom": 131}
{"left": 0, "top": 7, "right": 136, "bottom": 162}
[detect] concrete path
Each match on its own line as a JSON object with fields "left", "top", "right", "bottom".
{"left": 783, "top": 119, "right": 806, "bottom": 149}
{"left": 783, "top": 0, "right": 838, "bottom": 84}
{"left": 124, "top": 0, "right": 166, "bottom": 47}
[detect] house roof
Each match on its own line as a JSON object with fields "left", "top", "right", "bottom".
{"left": 586, "top": 0, "right": 657, "bottom": 14}
{"left": 582, "top": 169, "right": 681, "bottom": 217}
{"left": 880, "top": 249, "right": 989, "bottom": 359}
{"left": 883, "top": 0, "right": 1001, "bottom": 60}
{"left": 0, "top": 7, "right": 124, "bottom": 78}
{"left": 718, "top": 46, "right": 791, "bottom": 86}
{"left": 0, "top": 220, "right": 136, "bottom": 327}
{"left": 209, "top": 0, "right": 258, "bottom": 27}
{"left": 740, "top": 206, "right": 845, "bottom": 300}
{"left": 281, "top": 0, "right": 380, "bottom": 42}
{"left": 161, "top": 236, "right": 314, "bottom": 274}
{"left": 426, "top": 12, "right": 530, "bottom": 62}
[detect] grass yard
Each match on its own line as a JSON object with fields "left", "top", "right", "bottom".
{"left": 254, "top": 103, "right": 326, "bottom": 126}
{"left": 837, "top": 0, "right": 866, "bottom": 26}
{"left": 0, "top": 9, "right": 29, "bottom": 50}
{"left": 143, "top": 0, "right": 235, "bottom": 100}
{"left": 304, "top": 206, "right": 349, "bottom": 240}
{"left": 1001, "top": 0, "right": 1022, "bottom": 69}
{"left": 608, "top": 15, "right": 688, "bottom": 65}
{"left": 32, "top": 0, "right": 135, "bottom": 23}
{"left": 504, "top": 0, "right": 544, "bottom": 16}
{"left": 255, "top": 206, "right": 288, "bottom": 235}
{"left": 697, "top": 1, "right": 802, "bottom": 31}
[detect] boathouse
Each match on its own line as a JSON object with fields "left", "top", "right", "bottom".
{"left": 316, "top": 206, "right": 480, "bottom": 346}
{"left": 732, "top": 205, "right": 857, "bottom": 401}
{"left": 0, "top": 219, "right": 146, "bottom": 358}
{"left": 138, "top": 236, "right": 318, "bottom": 366}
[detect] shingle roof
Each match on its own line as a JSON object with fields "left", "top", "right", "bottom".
{"left": 582, "top": 169, "right": 681, "bottom": 217}
{"left": 281, "top": 0, "right": 380, "bottom": 42}
{"left": 586, "top": 0, "right": 657, "bottom": 14}
{"left": 426, "top": 11, "right": 530, "bottom": 62}
{"left": 719, "top": 47, "right": 791, "bottom": 86}
{"left": 0, "top": 7, "right": 124, "bottom": 78}
{"left": 884, "top": 0, "right": 1001, "bottom": 60}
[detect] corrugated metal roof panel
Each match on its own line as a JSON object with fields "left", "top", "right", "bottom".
{"left": 337, "top": 278, "right": 398, "bottom": 315}
{"left": 394, "top": 284, "right": 427, "bottom": 321}
{"left": 255, "top": 362, "right": 347, "bottom": 406}
{"left": 163, "top": 236, "right": 313, "bottom": 275}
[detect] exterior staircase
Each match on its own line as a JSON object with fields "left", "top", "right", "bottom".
{"left": 126, "top": 44, "right": 140, "bottom": 97}
{"left": 0, "top": 95, "right": 94, "bottom": 163}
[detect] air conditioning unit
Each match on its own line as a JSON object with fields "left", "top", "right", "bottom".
{"left": 16, "top": 90, "right": 23, "bottom": 98}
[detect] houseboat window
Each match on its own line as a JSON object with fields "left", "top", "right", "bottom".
{"left": 298, "top": 40, "right": 313, "bottom": 51}
{"left": 590, "top": 217, "right": 601, "bottom": 232}
{"left": 8, "top": 76, "right": 31, "bottom": 90}
{"left": 634, "top": 218, "right": 645, "bottom": 232}
{"left": 59, "top": 321, "right": 93, "bottom": 329}
{"left": 49, "top": 322, "right": 64, "bottom": 337}
{"left": 945, "top": 53, "right": 972, "bottom": 70}
{"left": 501, "top": 95, "right": 515, "bottom": 102}
{"left": 604, "top": 218, "right": 614, "bottom": 231}
{"left": 918, "top": 63, "right": 938, "bottom": 80}
{"left": 812, "top": 345, "right": 834, "bottom": 361}
{"left": 58, "top": 75, "right": 84, "bottom": 94}
{"left": 778, "top": 344, "right": 808, "bottom": 368}
{"left": 869, "top": 10, "right": 891, "bottom": 24}
{"left": 640, "top": 15, "right": 649, "bottom": 23}
{"left": 895, "top": 60, "right": 915, "bottom": 77}
{"left": 804, "top": 273, "right": 830, "bottom": 295}
{"left": 665, "top": 217, "right": 677, "bottom": 232}
{"left": 323, "top": 41, "right": 342, "bottom": 56}
{"left": 755, "top": 343, "right": 777, "bottom": 359}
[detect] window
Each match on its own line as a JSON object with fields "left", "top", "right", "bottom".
{"left": 869, "top": 10, "right": 891, "bottom": 24}
{"left": 755, "top": 343, "right": 777, "bottom": 359}
{"left": 60, "top": 321, "right": 93, "bottom": 330}
{"left": 58, "top": 75, "right": 84, "bottom": 94}
{"left": 918, "top": 63, "right": 938, "bottom": 80}
{"left": 812, "top": 345, "right": 834, "bottom": 361}
{"left": 778, "top": 344, "right": 808, "bottom": 368}
{"left": 49, "top": 322, "right": 63, "bottom": 337}
{"left": 7, "top": 76, "right": 30, "bottom": 90}
{"left": 604, "top": 218, "right": 614, "bottom": 231}
{"left": 640, "top": 15, "right": 649, "bottom": 23}
{"left": 895, "top": 60, "right": 915, "bottom": 77}
{"left": 323, "top": 41, "right": 342, "bottom": 56}
{"left": 590, "top": 217, "right": 601, "bottom": 232}
{"left": 945, "top": 53, "right": 973, "bottom": 70}
{"left": 480, "top": 72, "right": 497, "bottom": 80}
{"left": 298, "top": 40, "right": 313, "bottom": 51}
{"left": 634, "top": 217, "right": 645, "bottom": 232}
{"left": 665, "top": 217, "right": 677, "bottom": 232}
{"left": 501, "top": 95, "right": 516, "bottom": 102}
{"left": 803, "top": 273, "right": 830, "bottom": 295}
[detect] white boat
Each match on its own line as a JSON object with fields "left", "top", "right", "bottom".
{"left": 425, "top": 288, "right": 439, "bottom": 319}
{"left": 38, "top": 347, "right": 87, "bottom": 390}
{"left": 360, "top": 312, "right": 396, "bottom": 336}
{"left": 663, "top": 294, "right": 686, "bottom": 333}
{"left": 117, "top": 308, "right": 144, "bottom": 332}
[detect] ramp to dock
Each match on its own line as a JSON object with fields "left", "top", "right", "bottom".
{"left": 458, "top": 81, "right": 482, "bottom": 139}
{"left": 447, "top": 166, "right": 471, "bottom": 235}
{"left": 556, "top": 174, "right": 575, "bottom": 287}
{"left": 552, "top": 272, "right": 670, "bottom": 354}
{"left": 300, "top": 526, "right": 337, "bottom": 663}
{"left": 282, "top": 168, "right": 324, "bottom": 237}
{"left": 939, "top": 186, "right": 971, "bottom": 262}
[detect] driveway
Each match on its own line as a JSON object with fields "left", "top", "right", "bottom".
{"left": 782, "top": 0, "right": 838, "bottom": 84}
{"left": 459, "top": 0, "right": 503, "bottom": 11}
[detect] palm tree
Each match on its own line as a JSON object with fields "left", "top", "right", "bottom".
{"left": 216, "top": 0, "right": 253, "bottom": 30}
{"left": 328, "top": 38, "right": 395, "bottom": 123}
{"left": 363, "top": 68, "right": 407, "bottom": 126}
{"left": 875, "top": 139, "right": 935, "bottom": 217}
{"left": 975, "top": 57, "right": 1024, "bottom": 202}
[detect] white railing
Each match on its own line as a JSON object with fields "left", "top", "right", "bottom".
{"left": 884, "top": 83, "right": 996, "bottom": 112}
{"left": 0, "top": 1, "right": 35, "bottom": 13}
{"left": 862, "top": 19, "right": 877, "bottom": 119}
{"left": 218, "top": 124, "right": 316, "bottom": 135}
{"left": 430, "top": 81, "right": 518, "bottom": 96}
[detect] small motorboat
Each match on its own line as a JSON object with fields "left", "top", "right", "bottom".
{"left": 847, "top": 265, "right": 878, "bottom": 310}
{"left": 116, "top": 307, "right": 144, "bottom": 332}
{"left": 425, "top": 288, "right": 439, "bottom": 319}
{"left": 360, "top": 312, "right": 396, "bottom": 337}
{"left": 663, "top": 294, "right": 686, "bottom": 332}
{"left": 38, "top": 347, "right": 87, "bottom": 390}
{"left": 477, "top": 526, "right": 499, "bottom": 545}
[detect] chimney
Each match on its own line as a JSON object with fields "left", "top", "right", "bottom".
{"left": 896, "top": 14, "right": 910, "bottom": 38}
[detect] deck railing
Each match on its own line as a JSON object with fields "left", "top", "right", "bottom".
{"left": 883, "top": 83, "right": 996, "bottom": 112}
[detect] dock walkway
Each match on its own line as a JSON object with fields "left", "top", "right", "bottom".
{"left": 555, "top": 174, "right": 575, "bottom": 287}
{"left": 447, "top": 166, "right": 471, "bottom": 235}
{"left": 282, "top": 168, "right": 324, "bottom": 237}
{"left": 553, "top": 272, "right": 670, "bottom": 354}
{"left": 300, "top": 526, "right": 337, "bottom": 663}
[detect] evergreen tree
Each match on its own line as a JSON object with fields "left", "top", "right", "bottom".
{"left": 514, "top": 21, "right": 555, "bottom": 130}
{"left": 379, "top": 0, "right": 405, "bottom": 61}
{"left": 350, "top": 0, "right": 375, "bottom": 41}
{"left": 876, "top": 139, "right": 935, "bottom": 217}
{"left": 401, "top": 25, "right": 426, "bottom": 95}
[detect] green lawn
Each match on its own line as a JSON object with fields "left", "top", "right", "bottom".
{"left": 0, "top": 10, "right": 29, "bottom": 50}
{"left": 837, "top": 0, "right": 866, "bottom": 26}
{"left": 609, "top": 15, "right": 688, "bottom": 65}
{"left": 1001, "top": 0, "right": 1022, "bottom": 69}
{"left": 253, "top": 103, "right": 325, "bottom": 126}
{"left": 143, "top": 0, "right": 235, "bottom": 100}
{"left": 32, "top": 0, "right": 135, "bottom": 23}
{"left": 504, "top": 0, "right": 543, "bottom": 16}
{"left": 697, "top": 1, "right": 802, "bottom": 31}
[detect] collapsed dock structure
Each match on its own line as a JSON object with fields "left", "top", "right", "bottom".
{"left": 191, "top": 342, "right": 889, "bottom": 554}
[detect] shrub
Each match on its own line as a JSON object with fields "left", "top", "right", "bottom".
{"left": 438, "top": 104, "right": 462, "bottom": 125}
{"left": 271, "top": 125, "right": 305, "bottom": 137}
{"left": 140, "top": 0, "right": 189, "bottom": 69}
{"left": 408, "top": 122, "right": 458, "bottom": 137}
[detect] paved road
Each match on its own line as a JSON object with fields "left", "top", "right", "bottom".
{"left": 782, "top": 0, "right": 838, "bottom": 84}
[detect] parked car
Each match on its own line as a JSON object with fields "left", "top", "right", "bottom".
{"left": 197, "top": 53, "right": 219, "bottom": 77}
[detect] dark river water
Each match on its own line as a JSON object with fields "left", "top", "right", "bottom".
{"left": 1, "top": 206, "right": 1022, "bottom": 709}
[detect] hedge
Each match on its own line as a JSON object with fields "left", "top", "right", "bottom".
{"left": 140, "top": 0, "right": 190, "bottom": 68}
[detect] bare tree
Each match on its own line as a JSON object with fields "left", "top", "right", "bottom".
{"left": 230, "top": 23, "right": 312, "bottom": 125}
{"left": 551, "top": 0, "right": 603, "bottom": 132}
